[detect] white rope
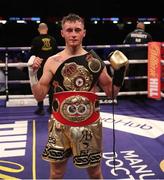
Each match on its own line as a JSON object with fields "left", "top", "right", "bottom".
{"left": 83, "top": 44, "right": 148, "bottom": 49}
{"left": 125, "top": 76, "right": 147, "bottom": 80}
{"left": 1, "top": 59, "right": 164, "bottom": 68}
{"left": 0, "top": 44, "right": 163, "bottom": 105}
{"left": 0, "top": 91, "right": 148, "bottom": 100}
{"left": 0, "top": 95, "right": 34, "bottom": 99}
{"left": 3, "top": 44, "right": 148, "bottom": 51}
{"left": 0, "top": 75, "right": 152, "bottom": 84}
{"left": 97, "top": 91, "right": 148, "bottom": 96}
{"left": 0, "top": 62, "right": 27, "bottom": 68}
{"left": 104, "top": 59, "right": 148, "bottom": 65}
{"left": 1, "top": 43, "right": 163, "bottom": 52}
{"left": 5, "top": 47, "right": 31, "bottom": 51}
{"left": 0, "top": 80, "right": 30, "bottom": 84}
{"left": 0, "top": 75, "right": 148, "bottom": 84}
{"left": 0, "top": 59, "right": 149, "bottom": 68}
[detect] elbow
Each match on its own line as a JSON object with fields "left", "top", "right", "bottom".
{"left": 106, "top": 86, "right": 120, "bottom": 99}
{"left": 34, "top": 93, "right": 44, "bottom": 102}
{"left": 32, "top": 91, "right": 44, "bottom": 102}
{"left": 36, "top": 96, "right": 44, "bottom": 102}
{"left": 31, "top": 85, "right": 46, "bottom": 102}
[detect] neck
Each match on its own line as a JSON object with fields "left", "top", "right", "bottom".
{"left": 64, "top": 45, "right": 86, "bottom": 56}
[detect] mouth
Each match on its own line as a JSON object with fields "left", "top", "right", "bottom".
{"left": 70, "top": 39, "right": 77, "bottom": 43}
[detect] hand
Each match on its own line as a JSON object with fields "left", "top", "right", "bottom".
{"left": 27, "top": 56, "right": 43, "bottom": 87}
{"left": 107, "top": 50, "right": 129, "bottom": 87}
{"left": 107, "top": 50, "right": 128, "bottom": 70}
{"left": 28, "top": 56, "right": 43, "bottom": 73}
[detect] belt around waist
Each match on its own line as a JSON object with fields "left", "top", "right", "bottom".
{"left": 52, "top": 91, "right": 100, "bottom": 127}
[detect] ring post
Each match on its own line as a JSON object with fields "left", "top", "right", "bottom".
{"left": 147, "top": 42, "right": 161, "bottom": 100}
{"left": 5, "top": 51, "right": 9, "bottom": 104}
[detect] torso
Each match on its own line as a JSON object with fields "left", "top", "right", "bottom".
{"left": 46, "top": 49, "right": 99, "bottom": 92}
{"left": 48, "top": 49, "right": 88, "bottom": 76}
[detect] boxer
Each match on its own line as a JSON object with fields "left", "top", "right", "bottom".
{"left": 28, "top": 13, "right": 128, "bottom": 179}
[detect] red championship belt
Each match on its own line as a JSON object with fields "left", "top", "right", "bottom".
{"left": 52, "top": 91, "right": 99, "bottom": 126}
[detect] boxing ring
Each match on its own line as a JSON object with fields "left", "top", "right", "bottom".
{"left": 0, "top": 44, "right": 164, "bottom": 179}
{"left": 1, "top": 43, "right": 164, "bottom": 107}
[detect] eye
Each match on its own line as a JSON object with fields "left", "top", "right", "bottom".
{"left": 75, "top": 28, "right": 82, "bottom": 33}
{"left": 66, "top": 28, "right": 73, "bottom": 32}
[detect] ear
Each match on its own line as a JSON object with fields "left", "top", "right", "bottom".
{"left": 61, "top": 30, "right": 64, "bottom": 38}
{"left": 83, "top": 29, "right": 86, "bottom": 37}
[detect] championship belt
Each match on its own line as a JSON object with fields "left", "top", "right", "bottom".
{"left": 51, "top": 50, "right": 105, "bottom": 92}
{"left": 52, "top": 91, "right": 100, "bottom": 126}
{"left": 61, "top": 62, "right": 93, "bottom": 91}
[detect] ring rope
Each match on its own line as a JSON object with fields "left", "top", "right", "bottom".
{"left": 0, "top": 43, "right": 164, "bottom": 106}
{"left": 2, "top": 75, "right": 160, "bottom": 84}
{"left": 0, "top": 60, "right": 149, "bottom": 68}
{"left": 0, "top": 80, "right": 30, "bottom": 84}
{"left": 0, "top": 91, "right": 148, "bottom": 100}
{"left": 0, "top": 44, "right": 148, "bottom": 51}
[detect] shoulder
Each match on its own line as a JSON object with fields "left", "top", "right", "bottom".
{"left": 43, "top": 54, "right": 60, "bottom": 72}
{"left": 48, "top": 53, "right": 60, "bottom": 62}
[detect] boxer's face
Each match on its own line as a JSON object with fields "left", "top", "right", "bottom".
{"left": 61, "top": 20, "right": 86, "bottom": 47}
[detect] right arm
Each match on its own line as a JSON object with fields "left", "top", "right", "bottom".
{"left": 28, "top": 56, "right": 52, "bottom": 102}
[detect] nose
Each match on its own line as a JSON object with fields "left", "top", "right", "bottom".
{"left": 71, "top": 30, "right": 77, "bottom": 36}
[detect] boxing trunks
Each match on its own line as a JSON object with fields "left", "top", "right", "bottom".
{"left": 42, "top": 50, "right": 105, "bottom": 168}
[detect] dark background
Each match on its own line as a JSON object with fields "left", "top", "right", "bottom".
{"left": 0, "top": 0, "right": 164, "bottom": 47}
{"left": 1, "top": 0, "right": 164, "bottom": 17}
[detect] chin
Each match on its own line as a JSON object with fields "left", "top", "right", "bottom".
{"left": 70, "top": 43, "right": 78, "bottom": 47}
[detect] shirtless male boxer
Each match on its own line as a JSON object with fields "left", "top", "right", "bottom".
{"left": 28, "top": 13, "right": 128, "bottom": 179}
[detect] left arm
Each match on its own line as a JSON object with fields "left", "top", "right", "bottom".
{"left": 98, "top": 50, "right": 129, "bottom": 98}
{"left": 98, "top": 67, "right": 120, "bottom": 98}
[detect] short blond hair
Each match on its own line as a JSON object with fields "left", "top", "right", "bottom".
{"left": 61, "top": 13, "right": 84, "bottom": 28}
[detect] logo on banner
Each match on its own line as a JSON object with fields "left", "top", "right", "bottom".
{"left": 148, "top": 42, "right": 161, "bottom": 99}
{"left": 0, "top": 120, "right": 28, "bottom": 179}
{"left": 101, "top": 112, "right": 164, "bottom": 138}
{"left": 103, "top": 150, "right": 156, "bottom": 179}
